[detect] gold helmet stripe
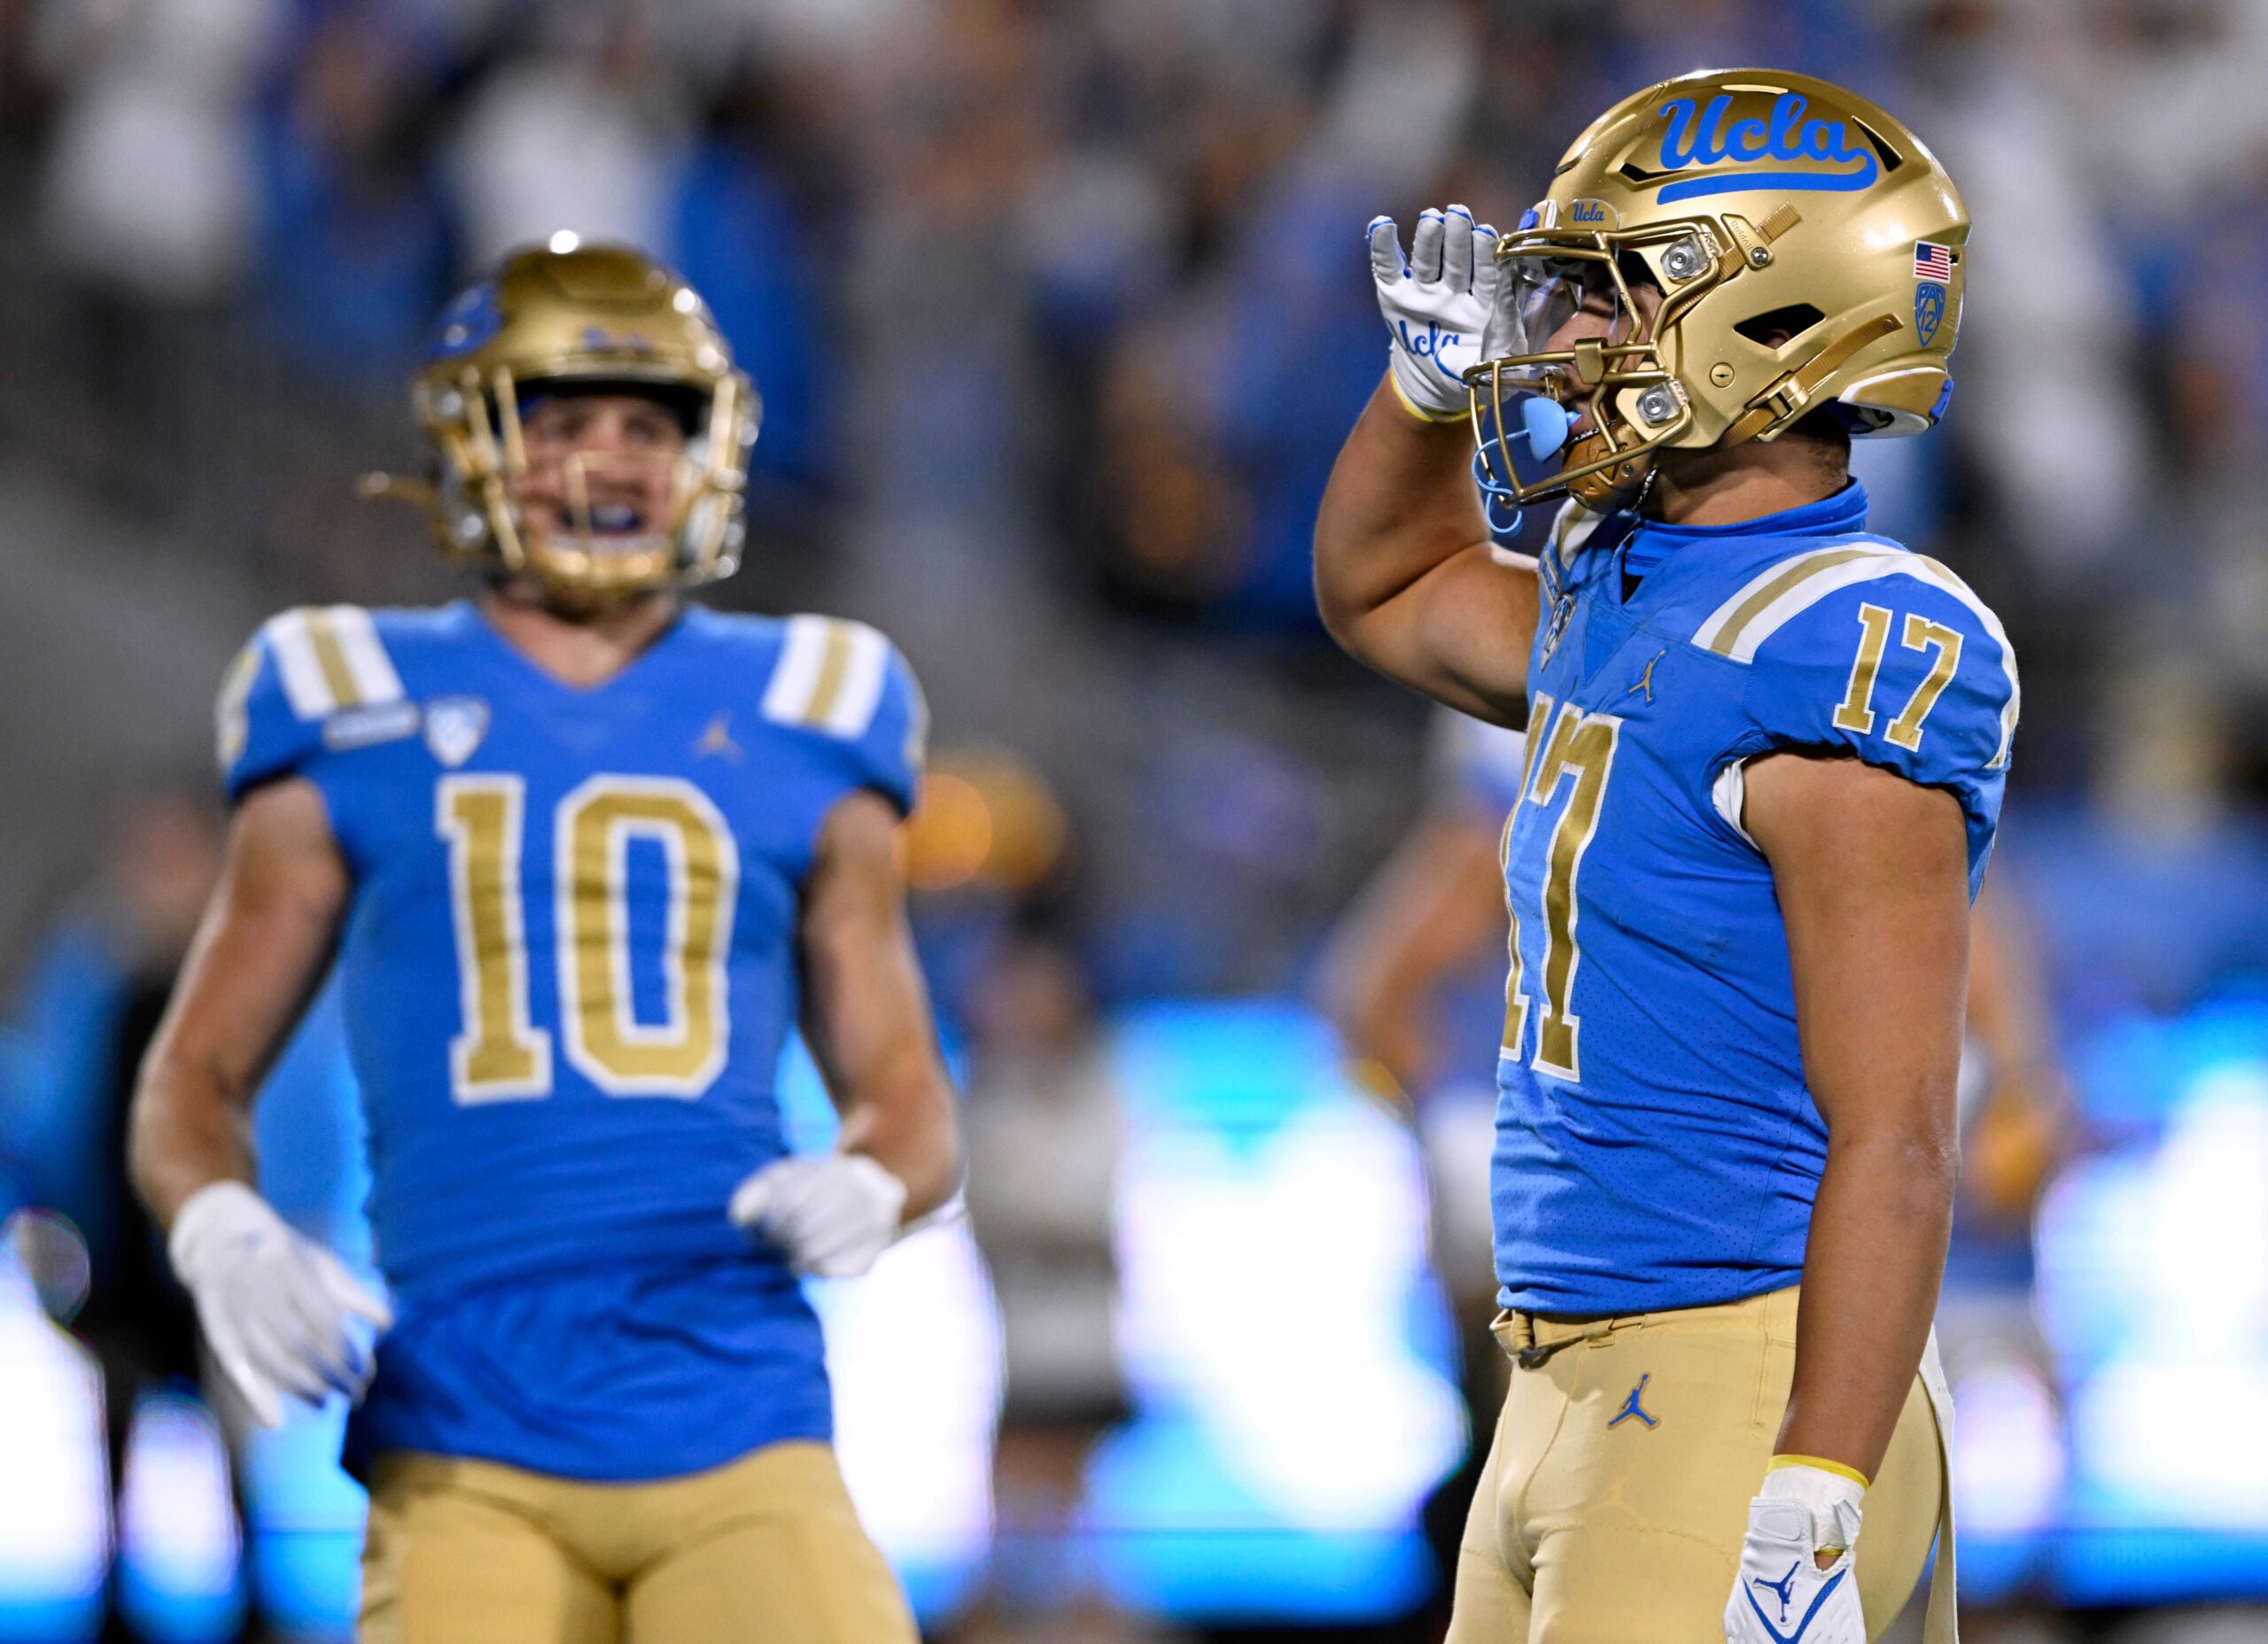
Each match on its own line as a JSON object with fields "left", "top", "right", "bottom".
{"left": 1721, "top": 313, "right": 1904, "bottom": 446}
{"left": 1694, "top": 547, "right": 2019, "bottom": 766}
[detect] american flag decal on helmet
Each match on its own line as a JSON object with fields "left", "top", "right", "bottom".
{"left": 1914, "top": 241, "right": 1953, "bottom": 281}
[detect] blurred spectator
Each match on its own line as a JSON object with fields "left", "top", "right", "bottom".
{"left": 962, "top": 934, "right": 1128, "bottom": 1626}
{"left": 447, "top": 4, "right": 690, "bottom": 265}
{"left": 0, "top": 785, "right": 222, "bottom": 1633}
{"left": 1902, "top": 0, "right": 2150, "bottom": 577}
{"left": 670, "top": 61, "right": 837, "bottom": 496}
{"left": 35, "top": 0, "right": 281, "bottom": 304}
{"left": 254, "top": 4, "right": 455, "bottom": 383}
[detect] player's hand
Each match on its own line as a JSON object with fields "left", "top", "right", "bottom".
{"left": 167, "top": 1181, "right": 393, "bottom": 1428}
{"left": 728, "top": 1152, "right": 909, "bottom": 1279}
{"left": 1369, "top": 205, "right": 1500, "bottom": 423}
{"left": 1724, "top": 1462, "right": 1868, "bottom": 1644}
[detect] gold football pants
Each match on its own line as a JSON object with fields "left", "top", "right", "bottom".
{"left": 1445, "top": 1285, "right": 1949, "bottom": 1644}
{"left": 359, "top": 1441, "right": 917, "bottom": 1644}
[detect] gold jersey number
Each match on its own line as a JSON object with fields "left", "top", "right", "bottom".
{"left": 1500, "top": 697, "right": 1622, "bottom": 1082}
{"left": 439, "top": 774, "right": 740, "bottom": 1104}
{"left": 1831, "top": 601, "right": 1963, "bottom": 751}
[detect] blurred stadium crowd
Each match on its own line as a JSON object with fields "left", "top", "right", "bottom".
{"left": 3, "top": 0, "right": 2268, "bottom": 1640}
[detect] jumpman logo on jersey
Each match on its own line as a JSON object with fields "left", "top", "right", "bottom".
{"left": 1627, "top": 649, "right": 1666, "bottom": 705}
{"left": 1607, "top": 1372, "right": 1658, "bottom": 1428}
{"left": 693, "top": 711, "right": 742, "bottom": 762}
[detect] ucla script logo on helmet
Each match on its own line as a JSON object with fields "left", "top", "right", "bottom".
{"left": 1651, "top": 92, "right": 1878, "bottom": 203}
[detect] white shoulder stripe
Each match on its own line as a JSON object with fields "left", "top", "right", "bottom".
{"left": 1694, "top": 546, "right": 2020, "bottom": 768}
{"left": 762, "top": 616, "right": 893, "bottom": 739}
{"left": 264, "top": 609, "right": 333, "bottom": 719}
{"left": 263, "top": 606, "right": 402, "bottom": 719}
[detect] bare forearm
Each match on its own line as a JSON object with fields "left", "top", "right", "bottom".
{"left": 835, "top": 1058, "right": 961, "bottom": 1220}
{"left": 1315, "top": 379, "right": 1489, "bottom": 630}
{"left": 130, "top": 1056, "right": 258, "bottom": 1230}
{"left": 1314, "top": 383, "right": 1534, "bottom": 717}
{"left": 1778, "top": 1129, "right": 1955, "bottom": 1478}
{"left": 126, "top": 779, "right": 347, "bottom": 1232}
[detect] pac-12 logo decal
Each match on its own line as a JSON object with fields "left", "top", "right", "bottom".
{"left": 1651, "top": 92, "right": 1878, "bottom": 203}
{"left": 1915, "top": 281, "right": 1948, "bottom": 347}
{"left": 424, "top": 696, "right": 490, "bottom": 767}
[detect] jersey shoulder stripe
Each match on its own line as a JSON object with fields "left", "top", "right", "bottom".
{"left": 1690, "top": 543, "right": 2019, "bottom": 767}
{"left": 214, "top": 640, "right": 261, "bottom": 771}
{"left": 760, "top": 615, "right": 891, "bottom": 739}
{"left": 264, "top": 605, "right": 406, "bottom": 719}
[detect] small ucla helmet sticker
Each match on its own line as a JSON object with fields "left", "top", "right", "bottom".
{"left": 1914, "top": 282, "right": 1947, "bottom": 348}
{"left": 424, "top": 696, "right": 490, "bottom": 767}
{"left": 429, "top": 281, "right": 501, "bottom": 359}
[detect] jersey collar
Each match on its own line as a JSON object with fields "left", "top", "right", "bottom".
{"left": 1634, "top": 480, "right": 1870, "bottom": 548}
{"left": 1617, "top": 481, "right": 1870, "bottom": 590}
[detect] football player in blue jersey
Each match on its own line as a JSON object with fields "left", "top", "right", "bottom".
{"left": 128, "top": 243, "right": 956, "bottom": 1643}
{"left": 1317, "top": 71, "right": 2009, "bottom": 1643}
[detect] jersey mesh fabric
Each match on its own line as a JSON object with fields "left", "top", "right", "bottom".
{"left": 221, "top": 601, "right": 925, "bottom": 1478}
{"left": 1494, "top": 485, "right": 2014, "bottom": 1316}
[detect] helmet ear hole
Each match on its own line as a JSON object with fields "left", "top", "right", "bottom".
{"left": 1732, "top": 304, "right": 1826, "bottom": 349}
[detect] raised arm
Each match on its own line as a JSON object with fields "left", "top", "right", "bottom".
{"left": 730, "top": 789, "right": 961, "bottom": 1277}
{"left": 1313, "top": 208, "right": 1539, "bottom": 725}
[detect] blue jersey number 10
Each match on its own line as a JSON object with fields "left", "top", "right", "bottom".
{"left": 437, "top": 774, "right": 741, "bottom": 1105}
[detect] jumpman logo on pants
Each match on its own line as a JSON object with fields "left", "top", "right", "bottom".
{"left": 1608, "top": 1373, "right": 1658, "bottom": 1429}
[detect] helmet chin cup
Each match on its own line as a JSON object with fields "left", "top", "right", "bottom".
{"left": 1520, "top": 396, "right": 1575, "bottom": 463}
{"left": 1563, "top": 430, "right": 1651, "bottom": 511}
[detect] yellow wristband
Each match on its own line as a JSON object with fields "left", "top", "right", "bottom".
{"left": 1767, "top": 1453, "right": 1870, "bottom": 1491}
{"left": 1386, "top": 373, "right": 1467, "bottom": 427}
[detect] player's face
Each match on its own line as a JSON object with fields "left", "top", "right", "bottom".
{"left": 1539, "top": 268, "right": 1664, "bottom": 435}
{"left": 514, "top": 392, "right": 686, "bottom": 547}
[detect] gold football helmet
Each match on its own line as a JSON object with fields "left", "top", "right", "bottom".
{"left": 1470, "top": 68, "right": 1968, "bottom": 512}
{"left": 404, "top": 239, "right": 757, "bottom": 597}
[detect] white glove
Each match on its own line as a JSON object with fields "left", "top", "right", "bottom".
{"left": 1725, "top": 1461, "right": 1868, "bottom": 1644}
{"left": 1368, "top": 204, "right": 1501, "bottom": 423}
{"left": 167, "top": 1181, "right": 393, "bottom": 1428}
{"left": 728, "top": 1152, "right": 908, "bottom": 1279}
